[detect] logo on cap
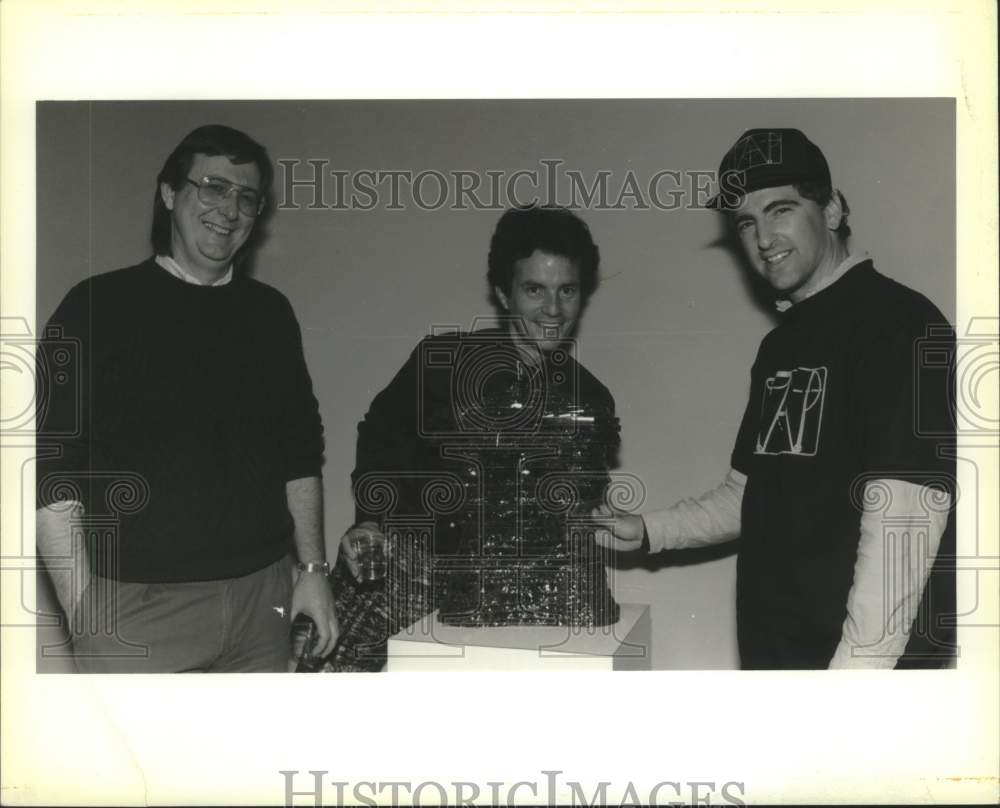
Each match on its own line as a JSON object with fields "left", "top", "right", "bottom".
{"left": 731, "top": 130, "right": 784, "bottom": 172}
{"left": 705, "top": 128, "right": 830, "bottom": 210}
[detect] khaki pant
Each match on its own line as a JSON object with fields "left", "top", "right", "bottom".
{"left": 72, "top": 556, "right": 294, "bottom": 673}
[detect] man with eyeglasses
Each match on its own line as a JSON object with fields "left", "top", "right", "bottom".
{"left": 36, "top": 124, "right": 338, "bottom": 672}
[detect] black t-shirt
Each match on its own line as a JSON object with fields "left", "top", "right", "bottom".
{"left": 730, "top": 260, "right": 955, "bottom": 668}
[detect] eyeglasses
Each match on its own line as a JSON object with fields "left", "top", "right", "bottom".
{"left": 184, "top": 176, "right": 263, "bottom": 217}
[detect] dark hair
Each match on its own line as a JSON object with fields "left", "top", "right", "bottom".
{"left": 487, "top": 205, "right": 600, "bottom": 303}
{"left": 150, "top": 124, "right": 273, "bottom": 265}
{"left": 794, "top": 181, "right": 852, "bottom": 241}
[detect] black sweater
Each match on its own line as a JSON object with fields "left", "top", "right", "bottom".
{"left": 37, "top": 259, "right": 324, "bottom": 582}
{"left": 351, "top": 329, "right": 618, "bottom": 528}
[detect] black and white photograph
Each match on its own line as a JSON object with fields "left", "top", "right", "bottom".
{"left": 2, "top": 3, "right": 997, "bottom": 806}
{"left": 32, "top": 97, "right": 959, "bottom": 676}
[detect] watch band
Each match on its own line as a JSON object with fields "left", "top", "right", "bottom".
{"left": 296, "top": 560, "right": 331, "bottom": 575}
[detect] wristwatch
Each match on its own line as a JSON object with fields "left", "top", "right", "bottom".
{"left": 296, "top": 560, "right": 331, "bottom": 575}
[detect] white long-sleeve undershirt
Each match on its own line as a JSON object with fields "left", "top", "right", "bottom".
{"left": 641, "top": 471, "right": 948, "bottom": 668}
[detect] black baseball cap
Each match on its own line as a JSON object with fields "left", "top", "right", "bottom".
{"left": 705, "top": 128, "right": 831, "bottom": 210}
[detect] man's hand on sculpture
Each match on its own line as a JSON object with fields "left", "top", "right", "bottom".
{"left": 338, "top": 521, "right": 386, "bottom": 581}
{"left": 291, "top": 572, "right": 339, "bottom": 658}
{"left": 590, "top": 504, "right": 646, "bottom": 552}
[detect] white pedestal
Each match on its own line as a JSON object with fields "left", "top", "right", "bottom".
{"left": 386, "top": 604, "right": 651, "bottom": 672}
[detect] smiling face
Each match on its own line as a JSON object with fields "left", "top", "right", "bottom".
{"left": 732, "top": 184, "right": 846, "bottom": 303}
{"left": 495, "top": 250, "right": 582, "bottom": 354}
{"left": 160, "top": 153, "right": 261, "bottom": 283}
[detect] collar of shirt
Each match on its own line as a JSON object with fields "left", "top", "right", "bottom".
{"left": 155, "top": 254, "right": 233, "bottom": 286}
{"left": 774, "top": 252, "right": 870, "bottom": 312}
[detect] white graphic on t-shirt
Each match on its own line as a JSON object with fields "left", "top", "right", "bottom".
{"left": 755, "top": 366, "right": 827, "bottom": 456}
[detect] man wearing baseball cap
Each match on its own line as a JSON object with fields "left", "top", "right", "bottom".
{"left": 596, "top": 128, "right": 956, "bottom": 669}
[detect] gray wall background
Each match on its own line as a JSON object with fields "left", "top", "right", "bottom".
{"left": 36, "top": 99, "right": 955, "bottom": 670}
